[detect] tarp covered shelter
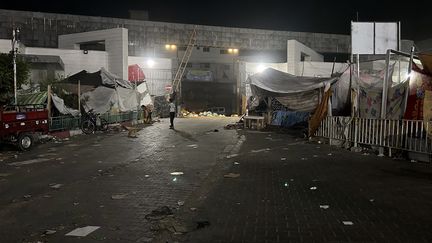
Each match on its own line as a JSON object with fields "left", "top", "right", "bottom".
{"left": 247, "top": 68, "right": 338, "bottom": 112}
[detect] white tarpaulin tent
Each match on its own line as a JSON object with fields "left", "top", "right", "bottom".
{"left": 247, "top": 68, "right": 338, "bottom": 112}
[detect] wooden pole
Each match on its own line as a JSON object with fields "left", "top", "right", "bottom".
{"left": 47, "top": 85, "right": 52, "bottom": 119}
{"left": 78, "top": 80, "right": 81, "bottom": 115}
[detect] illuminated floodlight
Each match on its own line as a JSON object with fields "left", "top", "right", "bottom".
{"left": 147, "top": 59, "right": 155, "bottom": 68}
{"left": 228, "top": 48, "right": 233, "bottom": 53}
{"left": 165, "top": 44, "right": 171, "bottom": 50}
{"left": 233, "top": 48, "right": 239, "bottom": 54}
{"left": 256, "top": 64, "right": 266, "bottom": 73}
{"left": 170, "top": 45, "right": 177, "bottom": 50}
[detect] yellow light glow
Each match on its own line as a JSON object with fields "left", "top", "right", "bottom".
{"left": 171, "top": 45, "right": 177, "bottom": 50}
{"left": 233, "top": 49, "right": 239, "bottom": 54}
{"left": 165, "top": 44, "right": 171, "bottom": 50}
{"left": 228, "top": 48, "right": 233, "bottom": 53}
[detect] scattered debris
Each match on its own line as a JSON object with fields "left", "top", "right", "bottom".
{"left": 224, "top": 173, "right": 240, "bottom": 178}
{"left": 49, "top": 183, "right": 63, "bottom": 189}
{"left": 23, "top": 194, "right": 32, "bottom": 199}
{"left": 65, "top": 226, "right": 100, "bottom": 237}
{"left": 170, "top": 172, "right": 184, "bottom": 176}
{"left": 342, "top": 221, "right": 354, "bottom": 226}
{"left": 190, "top": 208, "right": 197, "bottom": 211}
{"left": 301, "top": 158, "right": 307, "bottom": 160}
{"left": 145, "top": 206, "right": 173, "bottom": 220}
{"left": 111, "top": 194, "right": 127, "bottom": 200}
{"left": 226, "top": 154, "right": 239, "bottom": 159}
{"left": 369, "top": 199, "right": 375, "bottom": 202}
{"left": 177, "top": 201, "right": 185, "bottom": 206}
{"left": 233, "top": 162, "right": 240, "bottom": 165}
{"left": 290, "top": 179, "right": 294, "bottom": 182}
{"left": 251, "top": 148, "right": 270, "bottom": 153}
{"left": 145, "top": 175, "right": 150, "bottom": 178}
{"left": 411, "top": 160, "right": 417, "bottom": 163}
{"left": 281, "top": 157, "right": 287, "bottom": 161}
{"left": 196, "top": 221, "right": 210, "bottom": 229}
{"left": 362, "top": 153, "right": 370, "bottom": 156}
{"left": 327, "top": 153, "right": 333, "bottom": 156}
{"left": 313, "top": 155, "right": 318, "bottom": 158}
{"left": 319, "top": 205, "right": 330, "bottom": 209}
{"left": 173, "top": 177, "right": 177, "bottom": 182}
{"left": 43, "top": 229, "right": 57, "bottom": 236}
{"left": 187, "top": 144, "right": 198, "bottom": 149}
{"left": 73, "top": 202, "right": 79, "bottom": 206}
{"left": 284, "top": 182, "right": 289, "bottom": 187}
{"left": 310, "top": 187, "right": 317, "bottom": 190}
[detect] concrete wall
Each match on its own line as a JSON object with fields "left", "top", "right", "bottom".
{"left": 0, "top": 9, "right": 350, "bottom": 55}
{"left": 58, "top": 28, "right": 128, "bottom": 79}
{"left": 298, "top": 62, "right": 348, "bottom": 77}
{"left": 25, "top": 47, "right": 108, "bottom": 77}
{"left": 287, "top": 40, "right": 324, "bottom": 75}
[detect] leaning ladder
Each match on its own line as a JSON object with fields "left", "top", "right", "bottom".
{"left": 172, "top": 26, "right": 197, "bottom": 92}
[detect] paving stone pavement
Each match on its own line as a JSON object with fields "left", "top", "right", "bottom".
{"left": 170, "top": 131, "right": 432, "bottom": 243}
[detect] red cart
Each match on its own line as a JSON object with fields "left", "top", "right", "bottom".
{"left": 0, "top": 105, "right": 49, "bottom": 150}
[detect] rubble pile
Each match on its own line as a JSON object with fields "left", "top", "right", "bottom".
{"left": 181, "top": 110, "right": 226, "bottom": 118}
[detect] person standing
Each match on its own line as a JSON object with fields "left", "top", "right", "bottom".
{"left": 169, "top": 98, "right": 175, "bottom": 129}
{"left": 146, "top": 103, "right": 153, "bottom": 124}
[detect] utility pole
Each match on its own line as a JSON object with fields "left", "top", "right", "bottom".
{"left": 11, "top": 27, "right": 20, "bottom": 106}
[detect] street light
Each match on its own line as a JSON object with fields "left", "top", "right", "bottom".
{"left": 146, "top": 59, "right": 155, "bottom": 68}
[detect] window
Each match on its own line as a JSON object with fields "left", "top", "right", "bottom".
{"left": 220, "top": 50, "right": 229, "bottom": 54}
{"left": 200, "top": 63, "right": 210, "bottom": 68}
{"left": 203, "top": 47, "right": 210, "bottom": 52}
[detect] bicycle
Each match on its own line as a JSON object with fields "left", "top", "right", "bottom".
{"left": 81, "top": 109, "right": 108, "bottom": 134}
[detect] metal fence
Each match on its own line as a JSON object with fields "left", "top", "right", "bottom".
{"left": 49, "top": 111, "right": 143, "bottom": 131}
{"left": 315, "top": 116, "right": 432, "bottom": 155}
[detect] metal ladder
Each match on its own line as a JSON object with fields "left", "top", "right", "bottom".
{"left": 172, "top": 26, "right": 197, "bottom": 92}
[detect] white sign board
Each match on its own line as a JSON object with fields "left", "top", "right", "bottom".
{"left": 351, "top": 22, "right": 399, "bottom": 54}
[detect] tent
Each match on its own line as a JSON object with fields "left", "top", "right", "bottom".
{"left": 247, "top": 68, "right": 338, "bottom": 112}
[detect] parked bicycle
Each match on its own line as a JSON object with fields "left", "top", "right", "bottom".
{"left": 81, "top": 109, "right": 108, "bottom": 134}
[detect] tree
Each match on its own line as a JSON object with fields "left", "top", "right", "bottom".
{"left": 0, "top": 52, "right": 30, "bottom": 104}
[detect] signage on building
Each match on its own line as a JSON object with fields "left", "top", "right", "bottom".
{"left": 351, "top": 22, "right": 399, "bottom": 54}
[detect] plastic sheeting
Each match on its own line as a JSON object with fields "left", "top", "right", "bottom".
{"left": 51, "top": 93, "right": 80, "bottom": 116}
{"left": 116, "top": 86, "right": 140, "bottom": 112}
{"left": 271, "top": 111, "right": 309, "bottom": 128}
{"left": 248, "top": 68, "right": 338, "bottom": 96}
{"left": 81, "top": 86, "right": 117, "bottom": 114}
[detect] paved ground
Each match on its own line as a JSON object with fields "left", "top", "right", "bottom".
{"left": 1, "top": 117, "right": 432, "bottom": 243}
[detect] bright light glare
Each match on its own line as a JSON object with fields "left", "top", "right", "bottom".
{"left": 165, "top": 44, "right": 171, "bottom": 50}
{"left": 147, "top": 59, "right": 155, "bottom": 68}
{"left": 256, "top": 64, "right": 266, "bottom": 73}
{"left": 170, "top": 45, "right": 177, "bottom": 50}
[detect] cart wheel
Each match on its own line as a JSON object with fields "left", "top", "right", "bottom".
{"left": 18, "top": 133, "right": 33, "bottom": 151}
{"left": 81, "top": 120, "right": 95, "bottom": 134}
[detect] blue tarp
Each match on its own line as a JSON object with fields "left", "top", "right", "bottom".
{"left": 271, "top": 111, "right": 309, "bottom": 128}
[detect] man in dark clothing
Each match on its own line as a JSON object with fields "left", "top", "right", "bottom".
{"left": 169, "top": 98, "right": 175, "bottom": 129}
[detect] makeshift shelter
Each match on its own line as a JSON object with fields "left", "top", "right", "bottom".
{"left": 248, "top": 68, "right": 338, "bottom": 112}
{"left": 57, "top": 68, "right": 152, "bottom": 115}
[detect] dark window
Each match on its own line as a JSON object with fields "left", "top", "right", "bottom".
{"left": 203, "top": 47, "right": 210, "bottom": 52}
{"left": 220, "top": 50, "right": 228, "bottom": 54}
{"left": 201, "top": 63, "right": 210, "bottom": 68}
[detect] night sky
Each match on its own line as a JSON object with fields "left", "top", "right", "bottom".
{"left": 1, "top": 0, "right": 431, "bottom": 40}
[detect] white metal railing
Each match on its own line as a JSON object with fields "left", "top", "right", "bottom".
{"left": 315, "top": 116, "right": 432, "bottom": 155}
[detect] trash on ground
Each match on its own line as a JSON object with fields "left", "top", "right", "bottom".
{"left": 310, "top": 187, "right": 317, "bottom": 190}
{"left": 411, "top": 160, "right": 417, "bottom": 163}
{"left": 327, "top": 153, "right": 333, "bottom": 156}
{"left": 251, "top": 148, "right": 270, "bottom": 153}
{"left": 226, "top": 154, "right": 238, "bottom": 159}
{"left": 145, "top": 206, "right": 173, "bottom": 220}
{"left": 234, "top": 162, "right": 240, "bottom": 165}
{"left": 65, "top": 226, "right": 100, "bottom": 237}
{"left": 281, "top": 157, "right": 286, "bottom": 161}
{"left": 23, "top": 194, "right": 32, "bottom": 199}
{"left": 369, "top": 199, "right": 375, "bottom": 202}
{"left": 145, "top": 175, "right": 150, "bottom": 178}
{"left": 319, "top": 205, "right": 330, "bottom": 209}
{"left": 49, "top": 183, "right": 63, "bottom": 189}
{"left": 73, "top": 202, "right": 79, "bottom": 206}
{"left": 224, "top": 173, "right": 240, "bottom": 178}
{"left": 187, "top": 144, "right": 198, "bottom": 148}
{"left": 170, "top": 172, "right": 184, "bottom": 176}
{"left": 177, "top": 201, "right": 185, "bottom": 206}
{"left": 362, "top": 153, "right": 370, "bottom": 156}
{"left": 313, "top": 155, "right": 318, "bottom": 158}
{"left": 196, "top": 221, "right": 210, "bottom": 229}
{"left": 111, "top": 194, "right": 127, "bottom": 200}
{"left": 290, "top": 179, "right": 294, "bottom": 182}
{"left": 43, "top": 229, "right": 56, "bottom": 235}
{"left": 284, "top": 182, "right": 289, "bottom": 187}
{"left": 190, "top": 208, "right": 197, "bottom": 211}
{"left": 172, "top": 177, "right": 177, "bottom": 182}
{"left": 342, "top": 221, "right": 354, "bottom": 225}
{"left": 301, "top": 158, "right": 307, "bottom": 160}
